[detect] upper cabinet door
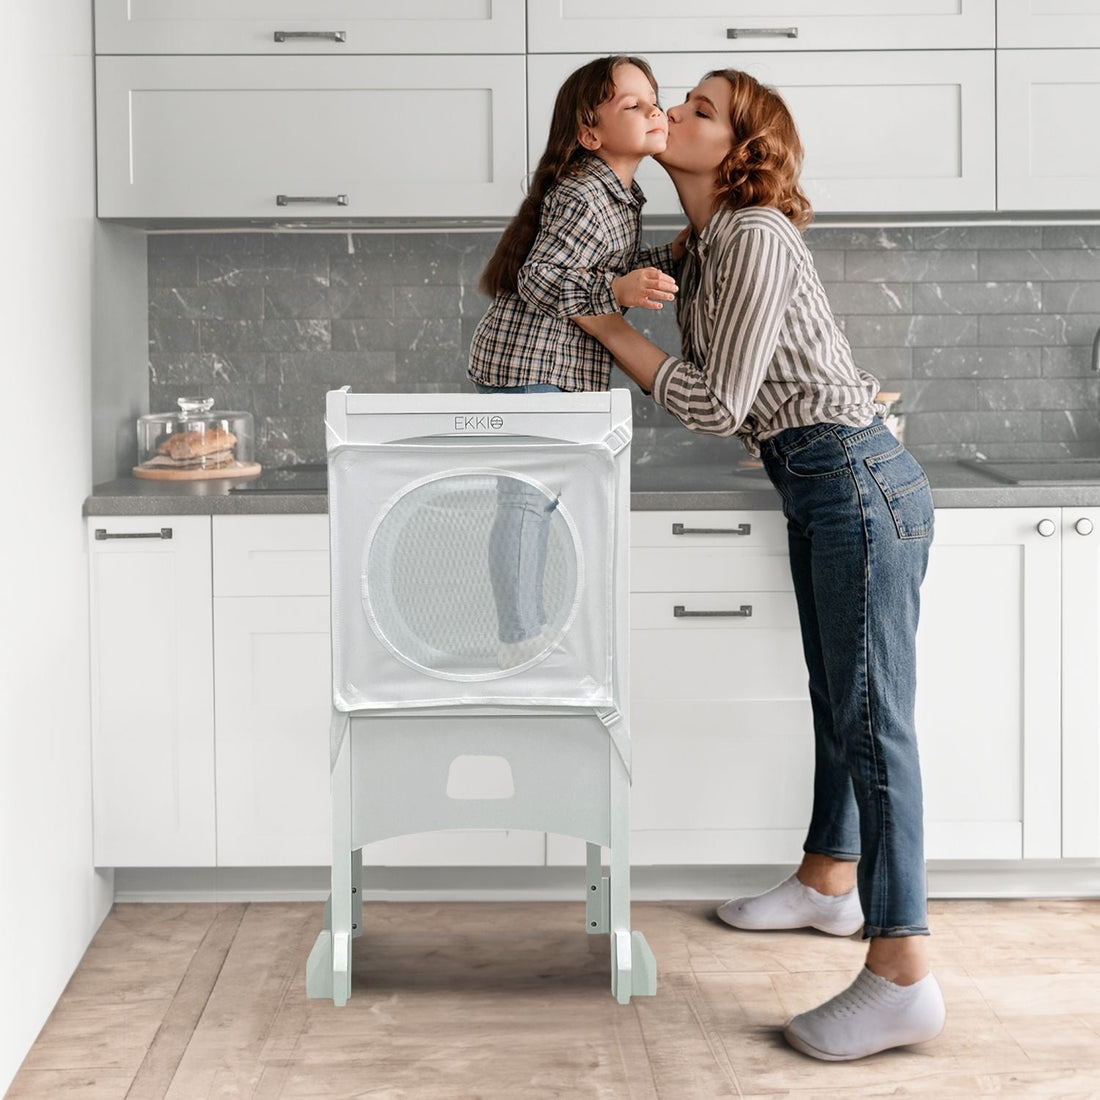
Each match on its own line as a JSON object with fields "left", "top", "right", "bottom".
{"left": 529, "top": 51, "right": 995, "bottom": 216}
{"left": 527, "top": 0, "right": 994, "bottom": 52}
{"left": 95, "top": 55, "right": 528, "bottom": 219}
{"left": 997, "top": 49, "right": 1100, "bottom": 210}
{"left": 997, "top": 0, "right": 1100, "bottom": 48}
{"left": 95, "top": 0, "right": 525, "bottom": 54}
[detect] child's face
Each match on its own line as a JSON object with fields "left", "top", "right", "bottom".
{"left": 581, "top": 64, "right": 667, "bottom": 162}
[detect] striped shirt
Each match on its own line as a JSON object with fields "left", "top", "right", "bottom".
{"left": 469, "top": 154, "right": 676, "bottom": 392}
{"left": 652, "top": 205, "right": 882, "bottom": 456}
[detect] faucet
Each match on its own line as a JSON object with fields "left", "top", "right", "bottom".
{"left": 1093, "top": 324, "right": 1100, "bottom": 372}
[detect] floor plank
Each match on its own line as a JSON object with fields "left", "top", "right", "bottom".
{"left": 7, "top": 896, "right": 1100, "bottom": 1099}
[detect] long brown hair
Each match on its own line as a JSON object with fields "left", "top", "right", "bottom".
{"left": 479, "top": 55, "right": 658, "bottom": 297}
{"left": 707, "top": 69, "right": 812, "bottom": 230}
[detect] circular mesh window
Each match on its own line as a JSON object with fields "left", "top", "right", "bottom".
{"left": 362, "top": 471, "right": 581, "bottom": 679}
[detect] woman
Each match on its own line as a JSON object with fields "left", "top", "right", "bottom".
{"left": 575, "top": 70, "right": 944, "bottom": 1062}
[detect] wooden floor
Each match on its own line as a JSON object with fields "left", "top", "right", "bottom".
{"left": 8, "top": 897, "right": 1100, "bottom": 1098}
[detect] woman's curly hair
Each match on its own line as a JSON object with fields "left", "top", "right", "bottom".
{"left": 707, "top": 69, "right": 813, "bottom": 230}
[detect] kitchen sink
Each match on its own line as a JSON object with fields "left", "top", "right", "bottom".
{"left": 961, "top": 458, "right": 1100, "bottom": 485}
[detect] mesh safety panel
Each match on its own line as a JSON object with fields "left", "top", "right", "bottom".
{"left": 363, "top": 472, "right": 580, "bottom": 677}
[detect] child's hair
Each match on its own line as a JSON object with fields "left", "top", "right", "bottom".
{"left": 706, "top": 69, "right": 813, "bottom": 230}
{"left": 479, "top": 55, "right": 659, "bottom": 297}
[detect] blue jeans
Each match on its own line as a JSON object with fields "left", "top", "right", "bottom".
{"left": 760, "top": 418, "right": 935, "bottom": 938}
{"left": 474, "top": 382, "right": 562, "bottom": 643}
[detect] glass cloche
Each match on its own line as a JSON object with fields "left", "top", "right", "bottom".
{"left": 134, "top": 397, "right": 260, "bottom": 480}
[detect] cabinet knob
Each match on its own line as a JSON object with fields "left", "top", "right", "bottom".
{"left": 1076, "top": 517, "right": 1095, "bottom": 536}
{"left": 1037, "top": 518, "right": 1057, "bottom": 537}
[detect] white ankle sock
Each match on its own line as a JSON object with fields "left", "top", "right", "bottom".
{"left": 716, "top": 874, "right": 864, "bottom": 936}
{"left": 784, "top": 967, "right": 946, "bottom": 1061}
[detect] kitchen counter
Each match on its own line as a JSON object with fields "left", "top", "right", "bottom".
{"left": 84, "top": 459, "right": 1100, "bottom": 515}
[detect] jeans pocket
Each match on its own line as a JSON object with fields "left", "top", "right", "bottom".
{"left": 864, "top": 445, "right": 934, "bottom": 540}
{"left": 781, "top": 427, "right": 849, "bottom": 479}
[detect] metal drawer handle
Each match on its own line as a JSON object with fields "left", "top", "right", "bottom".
{"left": 95, "top": 527, "right": 173, "bottom": 541}
{"left": 277, "top": 194, "right": 349, "bottom": 207}
{"left": 674, "top": 605, "right": 753, "bottom": 619}
{"left": 274, "top": 30, "right": 347, "bottom": 43}
{"left": 671, "top": 522, "right": 752, "bottom": 536}
{"left": 727, "top": 26, "right": 798, "bottom": 38}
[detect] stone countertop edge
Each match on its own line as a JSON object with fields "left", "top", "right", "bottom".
{"left": 83, "top": 461, "right": 1100, "bottom": 516}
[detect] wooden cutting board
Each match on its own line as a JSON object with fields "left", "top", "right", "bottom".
{"left": 133, "top": 461, "right": 262, "bottom": 481}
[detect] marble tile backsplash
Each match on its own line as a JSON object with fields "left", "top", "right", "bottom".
{"left": 147, "top": 225, "right": 1100, "bottom": 468}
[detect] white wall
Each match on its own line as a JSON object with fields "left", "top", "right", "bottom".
{"left": 0, "top": 1, "right": 114, "bottom": 1092}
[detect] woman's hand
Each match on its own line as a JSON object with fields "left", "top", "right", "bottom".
{"left": 573, "top": 312, "right": 670, "bottom": 395}
{"left": 612, "top": 266, "right": 678, "bottom": 310}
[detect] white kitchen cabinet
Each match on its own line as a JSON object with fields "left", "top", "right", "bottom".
{"left": 95, "top": 0, "right": 525, "bottom": 55}
{"left": 527, "top": 0, "right": 994, "bottom": 52}
{"left": 1062, "top": 508, "right": 1100, "bottom": 857}
{"left": 996, "top": 49, "right": 1100, "bottom": 211}
{"left": 210, "top": 515, "right": 544, "bottom": 868}
{"left": 87, "top": 515, "right": 215, "bottom": 866}
{"left": 998, "top": 1, "right": 1100, "bottom": 48}
{"left": 916, "top": 509, "right": 1062, "bottom": 860}
{"left": 95, "top": 55, "right": 528, "bottom": 220}
{"left": 528, "top": 51, "right": 996, "bottom": 216}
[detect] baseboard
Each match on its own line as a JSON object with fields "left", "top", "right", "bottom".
{"left": 112, "top": 860, "right": 1100, "bottom": 903}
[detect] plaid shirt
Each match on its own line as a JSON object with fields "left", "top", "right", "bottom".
{"left": 469, "top": 154, "right": 677, "bottom": 392}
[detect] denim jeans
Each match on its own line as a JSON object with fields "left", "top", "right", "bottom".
{"left": 760, "top": 418, "right": 935, "bottom": 938}
{"left": 474, "top": 382, "right": 563, "bottom": 643}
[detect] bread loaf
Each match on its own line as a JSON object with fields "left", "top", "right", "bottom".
{"left": 157, "top": 426, "right": 237, "bottom": 460}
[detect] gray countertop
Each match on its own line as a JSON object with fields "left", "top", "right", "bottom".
{"left": 84, "top": 460, "right": 1100, "bottom": 516}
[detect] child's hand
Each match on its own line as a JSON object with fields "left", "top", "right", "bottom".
{"left": 612, "top": 267, "right": 678, "bottom": 311}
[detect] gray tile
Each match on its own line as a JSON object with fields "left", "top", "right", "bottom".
{"left": 270, "top": 351, "right": 396, "bottom": 386}
{"left": 979, "top": 249, "right": 1100, "bottom": 281}
{"left": 149, "top": 353, "right": 219, "bottom": 387}
{"left": 912, "top": 226, "right": 1042, "bottom": 250}
{"left": 332, "top": 318, "right": 398, "bottom": 353}
{"left": 199, "top": 318, "right": 330, "bottom": 353}
{"left": 396, "top": 285, "right": 463, "bottom": 320}
{"left": 148, "top": 317, "right": 200, "bottom": 354}
{"left": 1041, "top": 227, "right": 1100, "bottom": 249}
{"left": 148, "top": 235, "right": 199, "bottom": 288}
{"left": 844, "top": 250, "right": 977, "bottom": 282}
{"left": 913, "top": 282, "right": 1041, "bottom": 315}
{"left": 1042, "top": 346, "right": 1096, "bottom": 377}
{"left": 150, "top": 287, "right": 264, "bottom": 320}
{"left": 843, "top": 314, "right": 978, "bottom": 347}
{"left": 913, "top": 346, "right": 1042, "bottom": 379}
{"left": 901, "top": 379, "right": 978, "bottom": 413}
{"left": 823, "top": 282, "right": 911, "bottom": 314}
{"left": 904, "top": 410, "right": 1041, "bottom": 446}
{"left": 264, "top": 284, "right": 393, "bottom": 320}
{"left": 394, "top": 318, "right": 464, "bottom": 375}
{"left": 805, "top": 227, "right": 914, "bottom": 250}
{"left": 805, "top": 249, "right": 844, "bottom": 282}
{"left": 1042, "top": 409, "right": 1100, "bottom": 443}
{"left": 977, "top": 377, "right": 1100, "bottom": 411}
{"left": 977, "top": 314, "right": 1069, "bottom": 346}
{"left": 1042, "top": 283, "right": 1100, "bottom": 313}
{"left": 460, "top": 285, "right": 494, "bottom": 320}
{"left": 851, "top": 347, "right": 913, "bottom": 381}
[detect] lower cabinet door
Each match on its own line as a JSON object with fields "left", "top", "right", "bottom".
{"left": 88, "top": 515, "right": 215, "bottom": 867}
{"left": 916, "top": 508, "right": 1062, "bottom": 859}
{"left": 214, "top": 595, "right": 333, "bottom": 866}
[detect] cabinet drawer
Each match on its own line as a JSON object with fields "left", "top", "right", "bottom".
{"left": 528, "top": 2, "right": 994, "bottom": 53}
{"left": 95, "top": 0, "right": 525, "bottom": 54}
{"left": 213, "top": 514, "right": 329, "bottom": 596}
{"left": 95, "top": 55, "right": 527, "bottom": 219}
{"left": 632, "top": 509, "right": 787, "bottom": 548}
{"left": 632, "top": 593, "right": 807, "bottom": 701}
{"left": 632, "top": 548, "right": 793, "bottom": 593}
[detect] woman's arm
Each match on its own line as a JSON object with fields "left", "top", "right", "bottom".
{"left": 579, "top": 223, "right": 798, "bottom": 432}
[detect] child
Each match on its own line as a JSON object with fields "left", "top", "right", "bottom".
{"left": 468, "top": 55, "right": 683, "bottom": 665}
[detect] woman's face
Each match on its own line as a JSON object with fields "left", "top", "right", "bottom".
{"left": 657, "top": 76, "right": 734, "bottom": 177}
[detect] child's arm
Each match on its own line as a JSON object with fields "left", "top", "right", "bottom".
{"left": 516, "top": 189, "right": 634, "bottom": 319}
